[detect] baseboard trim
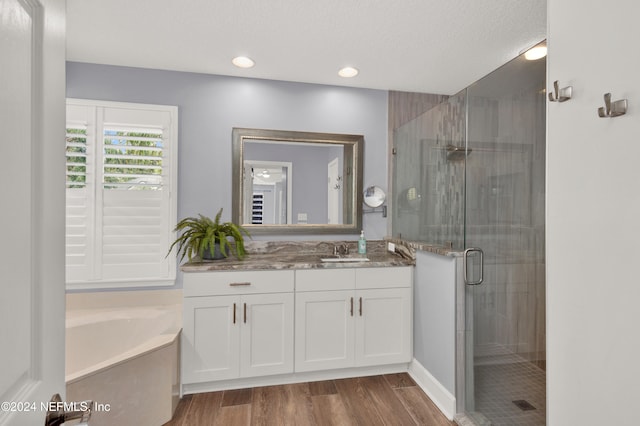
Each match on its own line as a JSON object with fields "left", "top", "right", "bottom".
{"left": 408, "top": 358, "right": 456, "bottom": 420}
{"left": 182, "top": 363, "right": 409, "bottom": 395}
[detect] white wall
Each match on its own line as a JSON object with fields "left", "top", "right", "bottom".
{"left": 547, "top": 1, "right": 640, "bottom": 424}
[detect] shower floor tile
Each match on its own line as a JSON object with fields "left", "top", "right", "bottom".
{"left": 474, "top": 361, "right": 546, "bottom": 426}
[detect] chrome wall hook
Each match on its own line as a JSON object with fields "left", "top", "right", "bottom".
{"left": 548, "top": 80, "right": 572, "bottom": 102}
{"left": 598, "top": 93, "right": 627, "bottom": 117}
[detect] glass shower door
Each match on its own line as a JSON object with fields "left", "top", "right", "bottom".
{"left": 392, "top": 92, "right": 467, "bottom": 248}
{"left": 462, "top": 50, "right": 546, "bottom": 426}
{"left": 389, "top": 45, "right": 546, "bottom": 426}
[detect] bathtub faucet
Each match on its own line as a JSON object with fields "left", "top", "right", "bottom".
{"left": 45, "top": 393, "right": 92, "bottom": 426}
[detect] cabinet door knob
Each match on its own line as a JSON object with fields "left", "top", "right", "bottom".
{"left": 350, "top": 297, "right": 354, "bottom": 316}
{"left": 244, "top": 303, "right": 247, "bottom": 323}
{"left": 233, "top": 303, "right": 236, "bottom": 324}
{"left": 359, "top": 297, "right": 363, "bottom": 316}
{"left": 230, "top": 282, "right": 251, "bottom": 286}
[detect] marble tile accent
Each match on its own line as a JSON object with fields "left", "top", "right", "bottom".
{"left": 180, "top": 240, "right": 414, "bottom": 273}
{"left": 385, "top": 237, "right": 463, "bottom": 258}
{"left": 244, "top": 240, "right": 389, "bottom": 255}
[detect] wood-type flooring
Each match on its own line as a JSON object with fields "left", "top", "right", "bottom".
{"left": 165, "top": 373, "right": 455, "bottom": 425}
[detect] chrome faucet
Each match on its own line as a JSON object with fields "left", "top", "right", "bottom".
{"left": 333, "top": 244, "right": 350, "bottom": 256}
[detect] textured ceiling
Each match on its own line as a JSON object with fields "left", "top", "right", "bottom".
{"left": 66, "top": 0, "right": 546, "bottom": 95}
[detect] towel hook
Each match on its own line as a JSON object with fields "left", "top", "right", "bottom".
{"left": 548, "top": 80, "right": 572, "bottom": 102}
{"left": 598, "top": 93, "right": 627, "bottom": 118}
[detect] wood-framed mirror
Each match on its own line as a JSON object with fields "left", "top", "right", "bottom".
{"left": 232, "top": 128, "right": 364, "bottom": 235}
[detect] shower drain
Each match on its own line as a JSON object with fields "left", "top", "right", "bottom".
{"left": 512, "top": 400, "right": 536, "bottom": 411}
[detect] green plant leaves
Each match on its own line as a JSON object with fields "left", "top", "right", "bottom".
{"left": 166, "top": 208, "right": 250, "bottom": 263}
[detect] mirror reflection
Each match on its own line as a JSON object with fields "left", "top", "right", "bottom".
{"left": 232, "top": 128, "right": 364, "bottom": 235}
{"left": 244, "top": 159, "right": 292, "bottom": 225}
{"left": 364, "top": 185, "right": 386, "bottom": 208}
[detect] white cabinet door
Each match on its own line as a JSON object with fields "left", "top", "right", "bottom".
{"left": 295, "top": 290, "right": 355, "bottom": 372}
{"left": 355, "top": 288, "right": 412, "bottom": 366}
{"left": 241, "top": 293, "right": 294, "bottom": 377}
{"left": 182, "top": 295, "right": 240, "bottom": 383}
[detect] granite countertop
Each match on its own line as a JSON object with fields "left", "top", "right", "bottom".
{"left": 384, "top": 237, "right": 463, "bottom": 257}
{"left": 180, "top": 240, "right": 414, "bottom": 273}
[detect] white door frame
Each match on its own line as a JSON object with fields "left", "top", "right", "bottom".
{"left": 244, "top": 160, "right": 293, "bottom": 224}
{"left": 327, "top": 157, "right": 340, "bottom": 224}
{"left": 0, "top": 0, "right": 66, "bottom": 424}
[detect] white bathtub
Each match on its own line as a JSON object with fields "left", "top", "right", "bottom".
{"left": 65, "top": 303, "right": 181, "bottom": 426}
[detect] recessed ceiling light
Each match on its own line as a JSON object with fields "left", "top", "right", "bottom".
{"left": 232, "top": 56, "right": 255, "bottom": 68}
{"left": 524, "top": 46, "right": 547, "bottom": 61}
{"left": 338, "top": 66, "right": 359, "bottom": 78}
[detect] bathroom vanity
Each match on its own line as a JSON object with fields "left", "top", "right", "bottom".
{"left": 182, "top": 270, "right": 295, "bottom": 384}
{"left": 180, "top": 241, "right": 414, "bottom": 394}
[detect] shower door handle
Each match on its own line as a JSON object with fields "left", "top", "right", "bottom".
{"left": 463, "top": 247, "right": 484, "bottom": 286}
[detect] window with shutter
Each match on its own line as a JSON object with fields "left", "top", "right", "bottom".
{"left": 65, "top": 123, "right": 92, "bottom": 282}
{"left": 65, "top": 99, "right": 178, "bottom": 289}
{"left": 66, "top": 125, "right": 88, "bottom": 188}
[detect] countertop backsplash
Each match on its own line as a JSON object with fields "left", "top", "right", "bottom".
{"left": 181, "top": 240, "right": 414, "bottom": 272}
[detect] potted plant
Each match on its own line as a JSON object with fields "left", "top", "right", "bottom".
{"left": 167, "top": 208, "right": 250, "bottom": 262}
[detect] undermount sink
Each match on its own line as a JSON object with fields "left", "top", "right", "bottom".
{"left": 320, "top": 255, "right": 370, "bottom": 263}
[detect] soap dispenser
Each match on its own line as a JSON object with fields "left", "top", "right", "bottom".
{"left": 358, "top": 230, "right": 367, "bottom": 254}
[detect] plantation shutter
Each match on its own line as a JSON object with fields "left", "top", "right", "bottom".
{"left": 66, "top": 104, "right": 95, "bottom": 283}
{"left": 65, "top": 100, "right": 178, "bottom": 289}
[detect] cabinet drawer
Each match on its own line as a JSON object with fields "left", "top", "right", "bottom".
{"left": 184, "top": 270, "right": 294, "bottom": 297}
{"left": 355, "top": 267, "right": 413, "bottom": 289}
{"left": 296, "top": 269, "right": 355, "bottom": 292}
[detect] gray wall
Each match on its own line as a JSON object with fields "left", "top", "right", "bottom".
{"left": 414, "top": 250, "right": 456, "bottom": 394}
{"left": 66, "top": 62, "right": 388, "bottom": 288}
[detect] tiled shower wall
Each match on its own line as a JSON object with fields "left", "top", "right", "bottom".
{"left": 391, "top": 90, "right": 466, "bottom": 249}
{"left": 390, "top": 54, "right": 546, "bottom": 365}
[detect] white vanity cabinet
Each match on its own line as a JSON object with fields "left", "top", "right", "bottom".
{"left": 295, "top": 266, "right": 413, "bottom": 372}
{"left": 182, "top": 270, "right": 294, "bottom": 384}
